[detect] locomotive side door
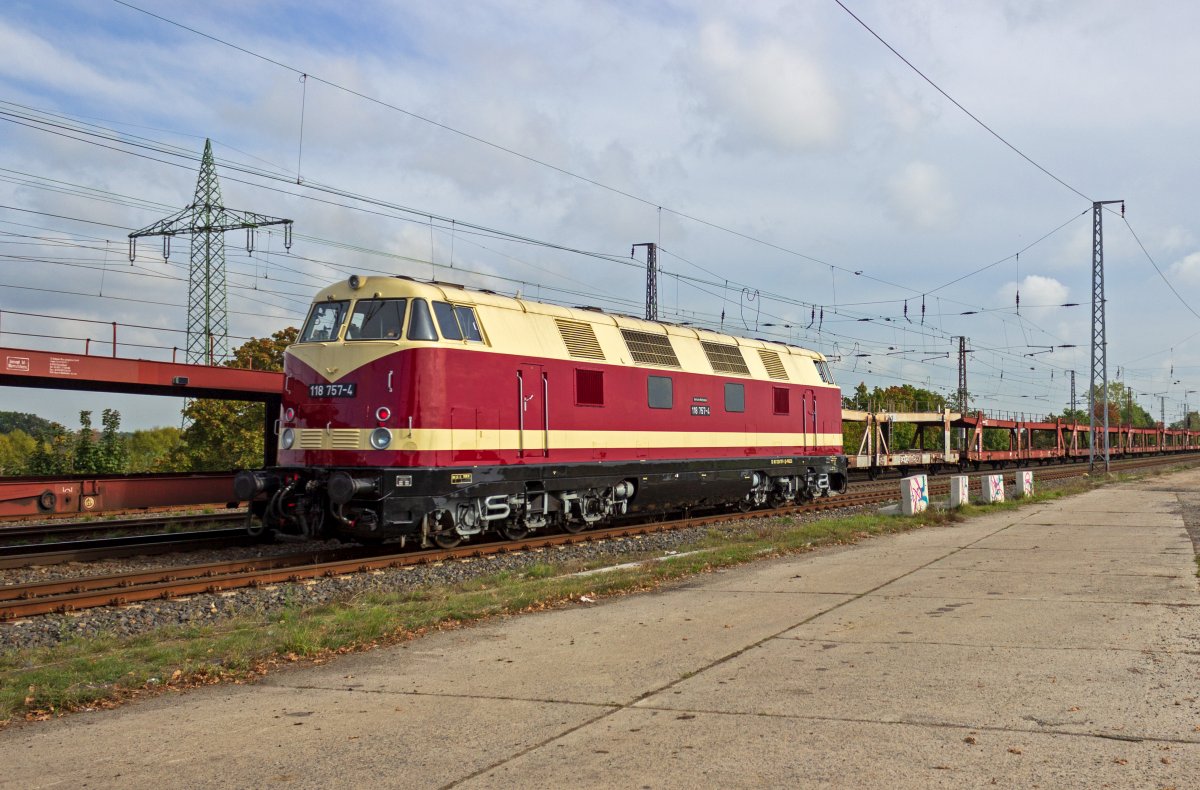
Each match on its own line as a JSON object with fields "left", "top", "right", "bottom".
{"left": 517, "top": 363, "right": 548, "bottom": 458}
{"left": 803, "top": 388, "right": 816, "bottom": 450}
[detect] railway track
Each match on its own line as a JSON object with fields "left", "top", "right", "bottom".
{"left": 0, "top": 512, "right": 244, "bottom": 543}
{"left": 2, "top": 454, "right": 1196, "bottom": 621}
{"left": 0, "top": 528, "right": 260, "bottom": 570}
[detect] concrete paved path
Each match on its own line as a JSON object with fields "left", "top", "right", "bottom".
{"left": 3, "top": 470, "right": 1199, "bottom": 788}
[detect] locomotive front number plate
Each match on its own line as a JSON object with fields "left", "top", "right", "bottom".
{"left": 308, "top": 383, "right": 357, "bottom": 398}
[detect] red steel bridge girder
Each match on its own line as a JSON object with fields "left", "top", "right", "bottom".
{"left": 0, "top": 346, "right": 284, "bottom": 468}
{"left": 0, "top": 347, "right": 282, "bottom": 399}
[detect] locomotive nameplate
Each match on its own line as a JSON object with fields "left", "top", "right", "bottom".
{"left": 308, "top": 382, "right": 357, "bottom": 398}
{"left": 450, "top": 472, "right": 473, "bottom": 485}
{"left": 770, "top": 458, "right": 794, "bottom": 465}
{"left": 395, "top": 475, "right": 413, "bottom": 487}
{"left": 690, "top": 405, "right": 711, "bottom": 416}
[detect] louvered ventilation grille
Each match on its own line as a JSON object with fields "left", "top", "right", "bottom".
{"left": 297, "top": 429, "right": 323, "bottom": 449}
{"left": 757, "top": 349, "right": 789, "bottom": 380}
{"left": 555, "top": 319, "right": 605, "bottom": 360}
{"left": 329, "top": 429, "right": 361, "bottom": 449}
{"left": 295, "top": 429, "right": 363, "bottom": 449}
{"left": 620, "top": 329, "right": 680, "bottom": 368}
{"left": 701, "top": 341, "right": 750, "bottom": 375}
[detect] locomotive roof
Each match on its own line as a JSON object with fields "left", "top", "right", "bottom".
{"left": 314, "top": 275, "right": 828, "bottom": 362}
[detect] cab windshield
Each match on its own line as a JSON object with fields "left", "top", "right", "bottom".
{"left": 299, "top": 300, "right": 349, "bottom": 342}
{"left": 346, "top": 298, "right": 407, "bottom": 340}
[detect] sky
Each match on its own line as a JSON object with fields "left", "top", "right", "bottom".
{"left": 2, "top": 0, "right": 1200, "bottom": 430}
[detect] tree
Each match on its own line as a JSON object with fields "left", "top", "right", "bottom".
{"left": 96, "top": 409, "right": 128, "bottom": 473}
{"left": 126, "top": 427, "right": 183, "bottom": 472}
{"left": 172, "top": 327, "right": 297, "bottom": 471}
{"left": 0, "top": 430, "right": 37, "bottom": 475}
{"left": 1080, "top": 382, "right": 1154, "bottom": 428}
{"left": 1055, "top": 408, "right": 1089, "bottom": 424}
{"left": 73, "top": 410, "right": 98, "bottom": 473}
{"left": 842, "top": 382, "right": 870, "bottom": 411}
{"left": 840, "top": 382, "right": 949, "bottom": 452}
{"left": 0, "top": 411, "right": 59, "bottom": 441}
{"left": 227, "top": 328, "right": 296, "bottom": 371}
{"left": 1171, "top": 411, "right": 1199, "bottom": 431}
{"left": 26, "top": 422, "right": 71, "bottom": 475}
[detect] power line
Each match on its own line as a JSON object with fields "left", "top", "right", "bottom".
{"left": 108, "top": 0, "right": 923, "bottom": 293}
{"left": 0, "top": 121, "right": 1142, "bottom": 410}
{"left": 1121, "top": 215, "right": 1200, "bottom": 322}
{"left": 832, "top": 0, "right": 1092, "bottom": 204}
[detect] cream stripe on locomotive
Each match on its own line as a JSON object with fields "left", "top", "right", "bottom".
{"left": 287, "top": 427, "right": 844, "bottom": 452}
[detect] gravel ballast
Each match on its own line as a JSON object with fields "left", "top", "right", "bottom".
{"left": 0, "top": 502, "right": 879, "bottom": 654}
{"left": 4, "top": 468, "right": 1189, "bottom": 656}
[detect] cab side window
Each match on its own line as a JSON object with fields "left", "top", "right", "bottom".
{"left": 407, "top": 299, "right": 439, "bottom": 341}
{"left": 433, "top": 301, "right": 485, "bottom": 342}
{"left": 454, "top": 305, "right": 484, "bottom": 341}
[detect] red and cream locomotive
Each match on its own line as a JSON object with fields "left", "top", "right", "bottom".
{"left": 235, "top": 275, "right": 847, "bottom": 546}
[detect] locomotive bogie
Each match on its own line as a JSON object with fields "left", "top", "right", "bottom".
{"left": 240, "top": 453, "right": 847, "bottom": 547}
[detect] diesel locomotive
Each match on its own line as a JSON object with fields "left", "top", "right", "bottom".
{"left": 234, "top": 276, "right": 847, "bottom": 547}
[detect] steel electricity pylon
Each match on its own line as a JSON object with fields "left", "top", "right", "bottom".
{"left": 1088, "top": 199, "right": 1122, "bottom": 473}
{"left": 129, "top": 139, "right": 293, "bottom": 365}
{"left": 632, "top": 242, "right": 658, "bottom": 322}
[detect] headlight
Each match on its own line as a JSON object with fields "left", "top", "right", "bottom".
{"left": 370, "top": 427, "right": 392, "bottom": 449}
{"left": 280, "top": 427, "right": 295, "bottom": 449}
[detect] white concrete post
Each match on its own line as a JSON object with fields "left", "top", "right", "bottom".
{"left": 982, "top": 473, "right": 1005, "bottom": 503}
{"left": 1017, "top": 470, "right": 1034, "bottom": 498}
{"left": 949, "top": 475, "right": 970, "bottom": 508}
{"left": 901, "top": 474, "right": 929, "bottom": 515}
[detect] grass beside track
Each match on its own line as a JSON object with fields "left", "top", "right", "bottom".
{"left": 0, "top": 466, "right": 1189, "bottom": 726}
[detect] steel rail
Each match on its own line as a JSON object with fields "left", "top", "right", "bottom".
{"left": 0, "top": 512, "right": 244, "bottom": 541}
{"left": 0, "top": 528, "right": 258, "bottom": 569}
{"left": 2, "top": 454, "right": 1196, "bottom": 621}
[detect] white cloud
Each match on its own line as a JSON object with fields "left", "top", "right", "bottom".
{"left": 1167, "top": 251, "right": 1200, "bottom": 286}
{"left": 996, "top": 275, "right": 1071, "bottom": 327}
{"left": 4, "top": 1, "right": 1200, "bottom": 425}
{"left": 684, "top": 23, "right": 841, "bottom": 154}
{"left": 1160, "top": 226, "right": 1195, "bottom": 253}
{"left": 886, "top": 162, "right": 954, "bottom": 229}
{"left": 0, "top": 20, "right": 140, "bottom": 103}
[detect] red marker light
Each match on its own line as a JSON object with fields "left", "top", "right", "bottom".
{"left": 284, "top": 407, "right": 295, "bottom": 422}
{"left": 375, "top": 406, "right": 391, "bottom": 422}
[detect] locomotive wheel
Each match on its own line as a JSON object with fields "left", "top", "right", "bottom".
{"left": 501, "top": 522, "right": 530, "bottom": 541}
{"left": 433, "top": 531, "right": 461, "bottom": 549}
{"left": 428, "top": 510, "right": 461, "bottom": 549}
{"left": 561, "top": 520, "right": 587, "bottom": 535}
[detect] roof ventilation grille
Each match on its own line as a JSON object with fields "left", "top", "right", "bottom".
{"left": 555, "top": 318, "right": 605, "bottom": 360}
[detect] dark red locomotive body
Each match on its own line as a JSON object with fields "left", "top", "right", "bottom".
{"left": 236, "top": 276, "right": 847, "bottom": 546}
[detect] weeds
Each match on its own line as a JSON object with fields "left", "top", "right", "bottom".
{"left": 0, "top": 465, "right": 1184, "bottom": 725}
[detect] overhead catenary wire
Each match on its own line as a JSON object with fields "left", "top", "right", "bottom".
{"left": 0, "top": 87, "right": 1181, "bottom": 417}
{"left": 107, "top": 0, "right": 924, "bottom": 295}
{"left": 831, "top": 0, "right": 1092, "bottom": 204}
